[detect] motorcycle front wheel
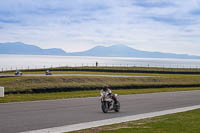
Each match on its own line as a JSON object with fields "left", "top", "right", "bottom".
{"left": 114, "top": 101, "right": 120, "bottom": 112}
{"left": 101, "top": 102, "right": 108, "bottom": 113}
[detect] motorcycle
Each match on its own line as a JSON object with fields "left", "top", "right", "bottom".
{"left": 45, "top": 70, "right": 52, "bottom": 75}
{"left": 100, "top": 92, "right": 120, "bottom": 113}
{"left": 14, "top": 70, "right": 23, "bottom": 76}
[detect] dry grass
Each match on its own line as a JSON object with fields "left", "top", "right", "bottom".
{"left": 1, "top": 76, "right": 200, "bottom": 94}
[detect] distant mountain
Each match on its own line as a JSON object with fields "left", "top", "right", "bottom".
{"left": 0, "top": 42, "right": 67, "bottom": 55}
{"left": 0, "top": 42, "right": 199, "bottom": 59}
{"left": 69, "top": 44, "right": 200, "bottom": 59}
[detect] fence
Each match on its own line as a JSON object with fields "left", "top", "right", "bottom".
{"left": 1, "top": 63, "right": 200, "bottom": 72}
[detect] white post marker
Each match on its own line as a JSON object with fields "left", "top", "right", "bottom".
{"left": 0, "top": 86, "right": 4, "bottom": 97}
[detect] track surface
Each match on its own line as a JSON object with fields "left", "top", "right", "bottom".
{"left": 0, "top": 74, "right": 154, "bottom": 78}
{"left": 1, "top": 90, "right": 200, "bottom": 133}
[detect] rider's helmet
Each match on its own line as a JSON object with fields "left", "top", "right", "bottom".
{"left": 103, "top": 85, "right": 109, "bottom": 91}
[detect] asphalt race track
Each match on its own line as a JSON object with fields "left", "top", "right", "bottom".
{"left": 0, "top": 90, "right": 200, "bottom": 133}
{"left": 0, "top": 74, "right": 154, "bottom": 78}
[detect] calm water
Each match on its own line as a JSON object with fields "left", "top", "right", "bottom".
{"left": 0, "top": 54, "right": 200, "bottom": 71}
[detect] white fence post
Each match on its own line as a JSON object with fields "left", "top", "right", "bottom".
{"left": 0, "top": 86, "right": 4, "bottom": 97}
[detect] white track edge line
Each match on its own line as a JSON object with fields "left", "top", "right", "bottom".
{"left": 21, "top": 104, "right": 200, "bottom": 133}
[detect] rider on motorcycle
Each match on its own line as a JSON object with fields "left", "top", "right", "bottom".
{"left": 100, "top": 85, "right": 117, "bottom": 104}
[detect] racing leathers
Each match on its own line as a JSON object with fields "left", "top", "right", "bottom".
{"left": 100, "top": 88, "right": 117, "bottom": 104}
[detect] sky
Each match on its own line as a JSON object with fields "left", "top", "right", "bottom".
{"left": 0, "top": 0, "right": 200, "bottom": 55}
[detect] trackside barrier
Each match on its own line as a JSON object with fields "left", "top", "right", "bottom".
{"left": 0, "top": 86, "right": 4, "bottom": 97}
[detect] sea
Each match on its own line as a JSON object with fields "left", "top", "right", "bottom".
{"left": 0, "top": 54, "right": 200, "bottom": 71}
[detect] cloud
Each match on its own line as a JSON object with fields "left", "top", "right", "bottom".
{"left": 0, "top": 19, "right": 20, "bottom": 24}
{"left": 0, "top": 0, "right": 200, "bottom": 55}
{"left": 149, "top": 16, "right": 196, "bottom": 26}
{"left": 133, "top": 0, "right": 175, "bottom": 8}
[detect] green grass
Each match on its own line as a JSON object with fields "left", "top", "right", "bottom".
{"left": 70, "top": 108, "right": 200, "bottom": 133}
{"left": 1, "top": 87, "right": 200, "bottom": 103}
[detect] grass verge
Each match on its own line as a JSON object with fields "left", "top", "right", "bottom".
{"left": 1, "top": 87, "right": 200, "bottom": 103}
{"left": 69, "top": 108, "right": 200, "bottom": 133}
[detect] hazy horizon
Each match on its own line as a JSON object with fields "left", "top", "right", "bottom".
{"left": 1, "top": 54, "right": 200, "bottom": 71}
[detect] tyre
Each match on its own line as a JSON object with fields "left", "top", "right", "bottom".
{"left": 114, "top": 101, "right": 120, "bottom": 112}
{"left": 101, "top": 102, "right": 108, "bottom": 113}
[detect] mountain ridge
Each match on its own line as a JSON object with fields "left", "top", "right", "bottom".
{"left": 0, "top": 42, "right": 199, "bottom": 59}
{"left": 69, "top": 44, "right": 200, "bottom": 59}
{"left": 0, "top": 42, "right": 66, "bottom": 55}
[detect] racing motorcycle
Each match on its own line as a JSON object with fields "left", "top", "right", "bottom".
{"left": 100, "top": 92, "right": 120, "bottom": 113}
